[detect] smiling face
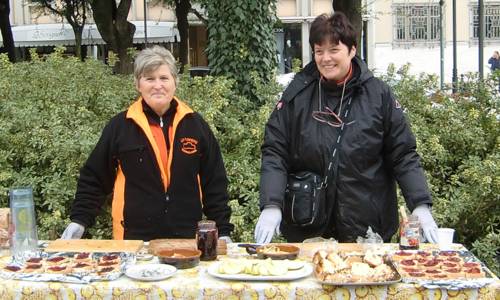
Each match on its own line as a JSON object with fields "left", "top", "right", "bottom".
{"left": 136, "top": 64, "right": 176, "bottom": 116}
{"left": 314, "top": 39, "right": 355, "bottom": 82}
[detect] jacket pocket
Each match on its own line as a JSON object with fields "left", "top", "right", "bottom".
{"left": 118, "top": 144, "right": 146, "bottom": 173}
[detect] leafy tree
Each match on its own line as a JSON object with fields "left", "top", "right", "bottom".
{"left": 0, "top": 0, "right": 15, "bottom": 62}
{"left": 89, "top": 0, "right": 135, "bottom": 74}
{"left": 28, "top": 0, "right": 89, "bottom": 60}
{"left": 203, "top": 0, "right": 277, "bottom": 103}
{"left": 154, "top": 0, "right": 205, "bottom": 72}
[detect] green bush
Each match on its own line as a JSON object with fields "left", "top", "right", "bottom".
{"left": 0, "top": 52, "right": 498, "bottom": 274}
{"left": 0, "top": 49, "right": 135, "bottom": 239}
{"left": 381, "top": 64, "right": 499, "bottom": 275}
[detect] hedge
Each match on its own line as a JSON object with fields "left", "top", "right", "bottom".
{"left": 0, "top": 50, "right": 498, "bottom": 274}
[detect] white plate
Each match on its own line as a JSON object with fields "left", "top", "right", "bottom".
{"left": 207, "top": 262, "right": 313, "bottom": 281}
{"left": 125, "top": 264, "right": 176, "bottom": 281}
{"left": 285, "top": 260, "right": 306, "bottom": 270}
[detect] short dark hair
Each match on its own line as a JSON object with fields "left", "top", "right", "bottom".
{"left": 309, "top": 12, "right": 357, "bottom": 51}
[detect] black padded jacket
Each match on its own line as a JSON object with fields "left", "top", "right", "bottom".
{"left": 260, "top": 56, "right": 432, "bottom": 242}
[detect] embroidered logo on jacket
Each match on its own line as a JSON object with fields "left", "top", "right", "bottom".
{"left": 180, "top": 137, "right": 198, "bottom": 154}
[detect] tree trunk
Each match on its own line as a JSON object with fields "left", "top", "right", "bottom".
{"left": 72, "top": 26, "right": 83, "bottom": 60}
{"left": 332, "top": 0, "right": 362, "bottom": 55}
{"left": 0, "top": 0, "right": 16, "bottom": 62}
{"left": 90, "top": 0, "right": 135, "bottom": 74}
{"left": 175, "top": 0, "right": 191, "bottom": 72}
{"left": 64, "top": 0, "right": 86, "bottom": 61}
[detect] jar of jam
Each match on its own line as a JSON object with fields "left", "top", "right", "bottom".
{"left": 399, "top": 215, "right": 421, "bottom": 250}
{"left": 196, "top": 220, "right": 218, "bottom": 261}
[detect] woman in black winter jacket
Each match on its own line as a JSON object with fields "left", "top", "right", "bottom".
{"left": 255, "top": 12, "right": 439, "bottom": 244}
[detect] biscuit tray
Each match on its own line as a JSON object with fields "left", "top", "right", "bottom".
{"left": 392, "top": 250, "right": 496, "bottom": 290}
{"left": 314, "top": 255, "right": 403, "bottom": 286}
{"left": 0, "top": 251, "right": 135, "bottom": 284}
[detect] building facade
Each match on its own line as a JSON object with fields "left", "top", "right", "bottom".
{"left": 2, "top": 0, "right": 500, "bottom": 81}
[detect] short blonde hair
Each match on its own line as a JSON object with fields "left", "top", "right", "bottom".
{"left": 134, "top": 46, "right": 179, "bottom": 86}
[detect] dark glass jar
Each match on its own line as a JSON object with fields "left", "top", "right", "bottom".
{"left": 196, "top": 220, "right": 218, "bottom": 261}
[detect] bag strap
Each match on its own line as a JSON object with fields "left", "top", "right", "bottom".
{"left": 321, "top": 96, "right": 353, "bottom": 188}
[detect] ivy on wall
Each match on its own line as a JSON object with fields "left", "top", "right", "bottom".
{"left": 203, "top": 0, "right": 277, "bottom": 103}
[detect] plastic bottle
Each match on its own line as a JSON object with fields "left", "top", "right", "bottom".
{"left": 9, "top": 187, "right": 38, "bottom": 259}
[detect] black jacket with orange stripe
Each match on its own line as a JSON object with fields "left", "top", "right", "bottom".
{"left": 70, "top": 97, "right": 234, "bottom": 241}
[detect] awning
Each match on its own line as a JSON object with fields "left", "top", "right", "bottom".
{"left": 0, "top": 21, "right": 179, "bottom": 47}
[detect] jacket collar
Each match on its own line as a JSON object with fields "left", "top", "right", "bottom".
{"left": 127, "top": 96, "right": 193, "bottom": 124}
{"left": 126, "top": 96, "right": 194, "bottom": 191}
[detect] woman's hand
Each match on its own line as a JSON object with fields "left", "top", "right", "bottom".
{"left": 61, "top": 222, "right": 85, "bottom": 239}
{"left": 412, "top": 204, "right": 438, "bottom": 243}
{"left": 254, "top": 206, "right": 282, "bottom": 244}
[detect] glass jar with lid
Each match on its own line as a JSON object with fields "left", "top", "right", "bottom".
{"left": 196, "top": 220, "right": 218, "bottom": 261}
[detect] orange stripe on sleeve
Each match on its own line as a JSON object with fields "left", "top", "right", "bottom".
{"left": 197, "top": 174, "right": 203, "bottom": 207}
{"left": 112, "top": 164, "right": 126, "bottom": 240}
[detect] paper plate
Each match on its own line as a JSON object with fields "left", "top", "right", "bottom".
{"left": 125, "top": 264, "right": 176, "bottom": 281}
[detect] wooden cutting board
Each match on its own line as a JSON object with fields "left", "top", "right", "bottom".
{"left": 45, "top": 239, "right": 144, "bottom": 253}
{"left": 149, "top": 239, "right": 227, "bottom": 255}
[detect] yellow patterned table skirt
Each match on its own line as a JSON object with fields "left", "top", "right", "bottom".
{"left": 0, "top": 261, "right": 498, "bottom": 300}
{"left": 0, "top": 243, "right": 498, "bottom": 300}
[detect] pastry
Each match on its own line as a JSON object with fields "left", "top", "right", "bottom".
{"left": 74, "top": 252, "right": 92, "bottom": 262}
{"left": 424, "top": 268, "right": 444, "bottom": 279}
{"left": 364, "top": 250, "right": 384, "bottom": 267}
{"left": 372, "top": 263, "right": 393, "bottom": 280}
{"left": 441, "top": 267, "right": 463, "bottom": 279}
{"left": 345, "top": 255, "right": 363, "bottom": 266}
{"left": 97, "top": 260, "right": 119, "bottom": 267}
{"left": 392, "top": 250, "right": 415, "bottom": 260}
{"left": 23, "top": 263, "right": 44, "bottom": 273}
{"left": 99, "top": 254, "right": 120, "bottom": 265}
{"left": 46, "top": 264, "right": 71, "bottom": 274}
{"left": 71, "top": 262, "right": 94, "bottom": 273}
{"left": 97, "top": 265, "right": 118, "bottom": 275}
{"left": 46, "top": 256, "right": 70, "bottom": 265}
{"left": 25, "top": 257, "right": 44, "bottom": 265}
{"left": 464, "top": 267, "right": 484, "bottom": 278}
{"left": 421, "top": 258, "right": 441, "bottom": 270}
{"left": 3, "top": 265, "right": 22, "bottom": 272}
{"left": 314, "top": 250, "right": 397, "bottom": 283}
{"left": 415, "top": 250, "right": 432, "bottom": 258}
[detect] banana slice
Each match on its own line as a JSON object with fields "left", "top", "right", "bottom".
{"left": 268, "top": 261, "right": 288, "bottom": 276}
{"left": 251, "top": 263, "right": 260, "bottom": 275}
{"left": 218, "top": 260, "right": 245, "bottom": 275}
{"left": 258, "top": 264, "right": 269, "bottom": 276}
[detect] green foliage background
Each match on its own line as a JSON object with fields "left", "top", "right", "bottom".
{"left": 203, "top": 0, "right": 277, "bottom": 103}
{"left": 0, "top": 52, "right": 498, "bottom": 274}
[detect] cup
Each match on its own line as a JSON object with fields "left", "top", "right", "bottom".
{"left": 437, "top": 228, "right": 455, "bottom": 250}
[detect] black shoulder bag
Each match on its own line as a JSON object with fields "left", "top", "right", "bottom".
{"left": 283, "top": 80, "right": 353, "bottom": 228}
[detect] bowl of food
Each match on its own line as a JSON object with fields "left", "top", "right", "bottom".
{"left": 156, "top": 248, "right": 201, "bottom": 269}
{"left": 256, "top": 244, "right": 300, "bottom": 260}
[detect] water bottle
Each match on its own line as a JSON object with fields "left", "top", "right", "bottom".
{"left": 9, "top": 187, "right": 38, "bottom": 259}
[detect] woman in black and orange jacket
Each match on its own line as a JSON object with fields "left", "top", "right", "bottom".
{"left": 61, "top": 46, "right": 233, "bottom": 241}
